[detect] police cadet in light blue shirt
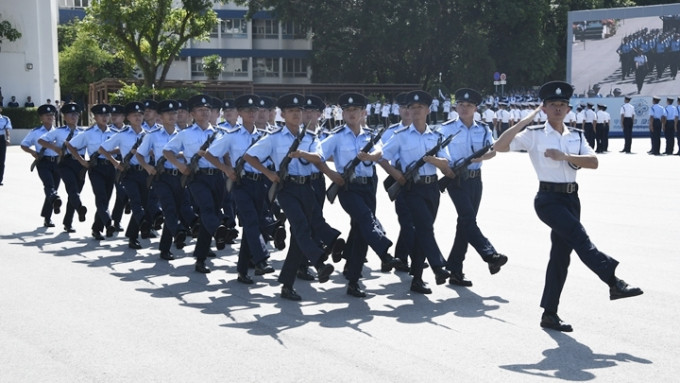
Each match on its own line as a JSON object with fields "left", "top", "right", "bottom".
{"left": 379, "top": 92, "right": 414, "bottom": 272}
{"left": 38, "top": 102, "right": 87, "bottom": 232}
{"left": 648, "top": 96, "right": 665, "bottom": 155}
{"left": 663, "top": 97, "right": 677, "bottom": 155}
{"left": 163, "top": 94, "right": 227, "bottom": 274}
{"left": 205, "top": 94, "right": 278, "bottom": 284}
{"left": 137, "top": 100, "right": 197, "bottom": 261}
{"left": 379, "top": 90, "right": 454, "bottom": 294}
{"left": 0, "top": 104, "right": 12, "bottom": 185}
{"left": 244, "top": 93, "right": 342, "bottom": 301}
{"left": 108, "top": 103, "right": 130, "bottom": 232}
{"left": 320, "top": 92, "right": 400, "bottom": 298}
{"left": 99, "top": 101, "right": 150, "bottom": 250}
{"left": 142, "top": 99, "right": 159, "bottom": 132}
{"left": 67, "top": 104, "right": 116, "bottom": 240}
{"left": 20, "top": 104, "right": 62, "bottom": 228}
{"left": 439, "top": 88, "right": 507, "bottom": 288}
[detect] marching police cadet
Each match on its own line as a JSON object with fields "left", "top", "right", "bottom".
{"left": 649, "top": 96, "right": 665, "bottom": 155}
{"left": 38, "top": 102, "right": 87, "bottom": 232}
{"left": 109, "top": 104, "right": 130, "bottom": 232}
{"left": 243, "top": 93, "right": 343, "bottom": 301}
{"left": 21, "top": 104, "right": 62, "bottom": 228}
{"left": 663, "top": 97, "right": 677, "bottom": 155}
{"left": 137, "top": 99, "right": 197, "bottom": 261}
{"left": 620, "top": 96, "right": 635, "bottom": 153}
{"left": 142, "top": 100, "right": 159, "bottom": 131}
{"left": 219, "top": 99, "right": 238, "bottom": 128}
{"left": 163, "top": 95, "right": 230, "bottom": 273}
{"left": 215, "top": 98, "right": 239, "bottom": 243}
{"left": 66, "top": 104, "right": 116, "bottom": 240}
{"left": 320, "top": 92, "right": 400, "bottom": 297}
{"left": 439, "top": 88, "right": 508, "bottom": 287}
{"left": 175, "top": 99, "right": 190, "bottom": 130}
{"left": 204, "top": 94, "right": 276, "bottom": 284}
{"left": 99, "top": 101, "right": 150, "bottom": 250}
{"left": 494, "top": 81, "right": 643, "bottom": 332}
{"left": 380, "top": 92, "right": 415, "bottom": 273}
{"left": 379, "top": 90, "right": 454, "bottom": 294}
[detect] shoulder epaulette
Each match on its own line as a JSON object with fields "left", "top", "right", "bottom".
{"left": 305, "top": 130, "right": 318, "bottom": 137}
{"left": 387, "top": 122, "right": 401, "bottom": 130}
{"left": 330, "top": 125, "right": 345, "bottom": 134}
{"left": 147, "top": 125, "right": 162, "bottom": 134}
{"left": 394, "top": 125, "right": 410, "bottom": 134}
{"left": 527, "top": 125, "right": 545, "bottom": 130}
{"left": 440, "top": 118, "right": 459, "bottom": 127}
{"left": 568, "top": 127, "right": 584, "bottom": 134}
{"left": 268, "top": 125, "right": 283, "bottom": 134}
{"left": 32, "top": 126, "right": 44, "bottom": 131}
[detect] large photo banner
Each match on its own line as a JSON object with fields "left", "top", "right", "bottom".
{"left": 570, "top": 96, "right": 659, "bottom": 137}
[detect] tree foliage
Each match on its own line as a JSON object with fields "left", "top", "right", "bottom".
{"left": 81, "top": 0, "right": 218, "bottom": 87}
{"left": 202, "top": 54, "right": 224, "bottom": 80}
{"left": 0, "top": 14, "right": 22, "bottom": 50}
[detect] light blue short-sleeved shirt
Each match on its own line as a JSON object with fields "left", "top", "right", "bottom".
{"left": 163, "top": 123, "right": 219, "bottom": 169}
{"left": 68, "top": 125, "right": 114, "bottom": 158}
{"left": 100, "top": 126, "right": 147, "bottom": 165}
{"left": 381, "top": 124, "right": 450, "bottom": 176}
{"left": 439, "top": 119, "right": 493, "bottom": 170}
{"left": 246, "top": 125, "right": 321, "bottom": 176}
{"left": 208, "top": 125, "right": 263, "bottom": 173}
{"left": 137, "top": 125, "right": 179, "bottom": 169}
{"left": 40, "top": 125, "right": 85, "bottom": 156}
{"left": 320, "top": 125, "right": 379, "bottom": 177}
{"left": 21, "top": 126, "right": 58, "bottom": 156}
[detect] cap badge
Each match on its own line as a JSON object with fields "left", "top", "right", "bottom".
{"left": 135, "top": 105, "right": 140, "bottom": 110}
{"left": 293, "top": 97, "right": 299, "bottom": 104}
{"left": 414, "top": 95, "right": 420, "bottom": 101}
{"left": 169, "top": 103, "right": 173, "bottom": 108}
{"left": 102, "top": 107, "right": 107, "bottom": 112}
{"left": 556, "top": 88, "right": 562, "bottom": 95}
{"left": 248, "top": 98, "right": 253, "bottom": 104}
{"left": 348, "top": 97, "right": 354, "bottom": 103}
{"left": 464, "top": 93, "right": 470, "bottom": 99}
{"left": 201, "top": 97, "right": 206, "bottom": 103}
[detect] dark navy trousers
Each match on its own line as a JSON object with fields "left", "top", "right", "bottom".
{"left": 57, "top": 156, "right": 85, "bottom": 227}
{"left": 36, "top": 157, "right": 61, "bottom": 220}
{"left": 120, "top": 168, "right": 149, "bottom": 240}
{"left": 403, "top": 183, "right": 446, "bottom": 280}
{"left": 88, "top": 161, "right": 115, "bottom": 233}
{"left": 232, "top": 178, "right": 270, "bottom": 274}
{"left": 188, "top": 171, "right": 225, "bottom": 260}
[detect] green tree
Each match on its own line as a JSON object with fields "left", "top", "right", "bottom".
{"left": 202, "top": 54, "right": 224, "bottom": 80}
{"left": 0, "top": 15, "right": 22, "bottom": 51}
{"left": 81, "top": 0, "right": 218, "bottom": 87}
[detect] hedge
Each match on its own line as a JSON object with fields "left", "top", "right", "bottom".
{"left": 1, "top": 107, "right": 41, "bottom": 129}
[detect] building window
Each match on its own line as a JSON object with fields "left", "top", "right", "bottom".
{"left": 253, "top": 58, "right": 279, "bottom": 77}
{"left": 174, "top": 56, "right": 188, "bottom": 62}
{"left": 221, "top": 18, "right": 248, "bottom": 38}
{"left": 60, "top": 0, "right": 89, "bottom": 7}
{"left": 253, "top": 19, "right": 278, "bottom": 39}
{"left": 223, "top": 58, "right": 248, "bottom": 77}
{"left": 191, "top": 57, "right": 204, "bottom": 76}
{"left": 281, "top": 22, "right": 307, "bottom": 39}
{"left": 282, "top": 58, "right": 308, "bottom": 78}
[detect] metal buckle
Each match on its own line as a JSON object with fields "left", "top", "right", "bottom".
{"left": 566, "top": 183, "right": 577, "bottom": 193}
{"left": 422, "top": 175, "right": 436, "bottom": 184}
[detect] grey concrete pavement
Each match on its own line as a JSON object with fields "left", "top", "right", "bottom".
{"left": 0, "top": 139, "right": 677, "bottom": 382}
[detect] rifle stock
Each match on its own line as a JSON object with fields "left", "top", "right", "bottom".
{"left": 268, "top": 123, "right": 308, "bottom": 202}
{"left": 79, "top": 152, "right": 100, "bottom": 180}
{"left": 437, "top": 144, "right": 492, "bottom": 192}
{"left": 115, "top": 133, "right": 146, "bottom": 184}
{"left": 180, "top": 130, "right": 219, "bottom": 188}
{"left": 146, "top": 157, "right": 167, "bottom": 189}
{"left": 30, "top": 148, "right": 46, "bottom": 172}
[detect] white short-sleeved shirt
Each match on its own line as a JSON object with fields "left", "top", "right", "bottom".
{"left": 509, "top": 122, "right": 594, "bottom": 183}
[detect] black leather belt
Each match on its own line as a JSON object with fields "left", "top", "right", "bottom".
{"left": 130, "top": 164, "right": 144, "bottom": 171}
{"left": 243, "top": 171, "right": 262, "bottom": 181}
{"left": 466, "top": 169, "right": 481, "bottom": 179}
{"left": 310, "top": 172, "right": 321, "bottom": 180}
{"left": 198, "top": 167, "right": 218, "bottom": 175}
{"left": 350, "top": 176, "right": 372, "bottom": 184}
{"left": 97, "top": 158, "right": 112, "bottom": 165}
{"left": 285, "top": 175, "right": 310, "bottom": 184}
{"left": 42, "top": 156, "right": 58, "bottom": 162}
{"left": 414, "top": 175, "right": 438, "bottom": 184}
{"left": 539, "top": 181, "right": 578, "bottom": 194}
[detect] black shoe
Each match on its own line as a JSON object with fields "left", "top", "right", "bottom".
{"left": 124, "top": 202, "right": 131, "bottom": 214}
{"left": 296, "top": 267, "right": 315, "bottom": 281}
{"left": 393, "top": 258, "right": 410, "bottom": 272}
{"left": 52, "top": 197, "right": 62, "bottom": 214}
{"left": 410, "top": 279, "right": 432, "bottom": 294}
{"left": 174, "top": 230, "right": 186, "bottom": 250}
{"left": 423, "top": 261, "right": 429, "bottom": 269}
{"left": 380, "top": 254, "right": 401, "bottom": 272}
{"left": 191, "top": 221, "right": 200, "bottom": 238}
{"left": 77, "top": 205, "right": 87, "bottom": 222}
{"left": 207, "top": 250, "right": 217, "bottom": 258}
{"left": 540, "top": 312, "right": 573, "bottom": 332}
{"left": 449, "top": 272, "right": 473, "bottom": 287}
{"left": 106, "top": 225, "right": 116, "bottom": 238}
{"left": 92, "top": 231, "right": 105, "bottom": 240}
{"left": 214, "top": 225, "right": 228, "bottom": 250}
{"left": 43, "top": 219, "right": 55, "bottom": 228}
{"left": 487, "top": 253, "right": 508, "bottom": 275}
{"left": 153, "top": 213, "right": 164, "bottom": 230}
{"left": 226, "top": 227, "right": 239, "bottom": 242}
{"left": 64, "top": 226, "right": 76, "bottom": 233}
{"left": 347, "top": 281, "right": 367, "bottom": 298}
{"left": 273, "top": 226, "right": 286, "bottom": 250}
{"left": 254, "top": 261, "right": 275, "bottom": 275}
{"left": 112, "top": 222, "right": 124, "bottom": 232}
{"left": 433, "top": 267, "right": 451, "bottom": 285}
{"left": 139, "top": 219, "right": 151, "bottom": 238}
{"left": 237, "top": 273, "right": 254, "bottom": 284}
{"left": 329, "top": 238, "right": 346, "bottom": 263}
{"left": 610, "top": 278, "right": 644, "bottom": 300}
{"left": 128, "top": 239, "right": 142, "bottom": 249}
{"left": 160, "top": 251, "right": 175, "bottom": 261}
{"left": 195, "top": 260, "right": 211, "bottom": 274}
{"left": 281, "top": 285, "right": 302, "bottom": 301}
{"left": 316, "top": 263, "right": 335, "bottom": 283}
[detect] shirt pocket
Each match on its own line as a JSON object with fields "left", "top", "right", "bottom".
{"left": 536, "top": 143, "right": 560, "bottom": 168}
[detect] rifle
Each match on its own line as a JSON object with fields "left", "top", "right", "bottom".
{"left": 386, "top": 133, "right": 457, "bottom": 201}
{"left": 226, "top": 133, "right": 264, "bottom": 193}
{"left": 115, "top": 133, "right": 146, "bottom": 183}
{"left": 326, "top": 126, "right": 386, "bottom": 204}
{"left": 57, "top": 128, "right": 76, "bottom": 164}
{"left": 267, "top": 123, "right": 308, "bottom": 203}
{"left": 146, "top": 157, "right": 167, "bottom": 189}
{"left": 30, "top": 148, "right": 46, "bottom": 172}
{"left": 180, "top": 130, "right": 219, "bottom": 188}
{"left": 79, "top": 152, "right": 100, "bottom": 180}
{"left": 437, "top": 143, "right": 493, "bottom": 192}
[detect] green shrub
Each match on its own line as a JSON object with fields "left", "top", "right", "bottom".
{"left": 1, "top": 107, "right": 40, "bottom": 129}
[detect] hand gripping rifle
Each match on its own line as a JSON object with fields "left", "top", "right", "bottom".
{"left": 386, "top": 133, "right": 456, "bottom": 201}
{"left": 56, "top": 128, "right": 76, "bottom": 165}
{"left": 115, "top": 133, "right": 146, "bottom": 184}
{"left": 79, "top": 152, "right": 100, "bottom": 181}
{"left": 146, "top": 157, "right": 167, "bottom": 189}
{"left": 267, "top": 123, "right": 308, "bottom": 203}
{"left": 437, "top": 143, "right": 493, "bottom": 192}
{"left": 30, "top": 147, "right": 46, "bottom": 172}
{"left": 180, "top": 130, "right": 219, "bottom": 188}
{"left": 326, "top": 126, "right": 386, "bottom": 204}
{"left": 226, "top": 134, "right": 265, "bottom": 193}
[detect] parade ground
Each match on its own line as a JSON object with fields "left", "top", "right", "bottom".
{"left": 0, "top": 138, "right": 678, "bottom": 382}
